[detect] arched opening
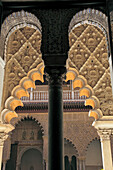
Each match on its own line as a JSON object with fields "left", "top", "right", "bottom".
{"left": 21, "top": 148, "right": 43, "bottom": 170}
{"left": 64, "top": 138, "right": 78, "bottom": 170}
{"left": 67, "top": 8, "right": 112, "bottom": 118}
{"left": 64, "top": 155, "right": 77, "bottom": 170}
{"left": 0, "top": 11, "right": 45, "bottom": 124}
{"left": 64, "top": 156, "right": 70, "bottom": 170}
{"left": 71, "top": 156, "right": 77, "bottom": 170}
{"left": 85, "top": 139, "right": 103, "bottom": 170}
{"left": 4, "top": 117, "right": 43, "bottom": 170}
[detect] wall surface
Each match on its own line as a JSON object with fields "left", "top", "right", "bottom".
{"left": 86, "top": 140, "right": 102, "bottom": 166}
{"left": 0, "top": 57, "right": 5, "bottom": 111}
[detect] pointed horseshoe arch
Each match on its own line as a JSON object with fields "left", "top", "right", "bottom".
{"left": 67, "top": 8, "right": 110, "bottom": 120}
{"left": 0, "top": 10, "right": 45, "bottom": 123}
{"left": 65, "top": 68, "right": 102, "bottom": 120}
{"left": 1, "top": 62, "right": 44, "bottom": 123}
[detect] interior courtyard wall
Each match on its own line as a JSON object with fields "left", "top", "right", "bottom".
{"left": 21, "top": 148, "right": 43, "bottom": 170}
{"left": 85, "top": 139, "right": 102, "bottom": 169}
{"left": 9, "top": 112, "right": 99, "bottom": 157}
{"left": 2, "top": 112, "right": 105, "bottom": 169}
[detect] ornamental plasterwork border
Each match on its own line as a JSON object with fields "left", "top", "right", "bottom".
{"left": 69, "top": 8, "right": 108, "bottom": 33}
{"left": 69, "top": 8, "right": 108, "bottom": 47}
{"left": 4, "top": 23, "right": 41, "bottom": 63}
{"left": 0, "top": 10, "right": 42, "bottom": 59}
{"left": 10, "top": 115, "right": 45, "bottom": 135}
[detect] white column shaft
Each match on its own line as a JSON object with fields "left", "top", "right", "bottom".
{"left": 3, "top": 162, "right": 6, "bottom": 170}
{"left": 101, "top": 138, "right": 113, "bottom": 170}
{"left": 83, "top": 160, "right": 85, "bottom": 170}
{"left": 43, "top": 136, "right": 48, "bottom": 170}
{"left": 45, "top": 161, "right": 48, "bottom": 170}
{"left": 79, "top": 160, "right": 82, "bottom": 170}
{"left": 0, "top": 57, "right": 5, "bottom": 111}
{"left": 0, "top": 145, "right": 3, "bottom": 170}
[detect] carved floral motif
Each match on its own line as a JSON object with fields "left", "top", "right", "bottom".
{"left": 94, "top": 70, "right": 113, "bottom": 115}
{"left": 2, "top": 26, "right": 42, "bottom": 107}
{"left": 97, "top": 129, "right": 111, "bottom": 141}
{"left": 79, "top": 25, "right": 103, "bottom": 52}
{"left": 80, "top": 56, "right": 105, "bottom": 87}
{"left": 68, "top": 22, "right": 112, "bottom": 115}
{"left": 69, "top": 40, "right": 91, "bottom": 70}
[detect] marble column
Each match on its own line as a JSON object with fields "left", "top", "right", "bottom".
{"left": 68, "top": 157, "right": 72, "bottom": 170}
{"left": 2, "top": 161, "right": 6, "bottom": 170}
{"left": 0, "top": 133, "right": 8, "bottom": 170}
{"left": 0, "top": 124, "right": 14, "bottom": 170}
{"left": 43, "top": 136, "right": 48, "bottom": 170}
{"left": 77, "top": 157, "right": 86, "bottom": 170}
{"left": 0, "top": 143, "right": 4, "bottom": 170}
{"left": 16, "top": 163, "right": 21, "bottom": 170}
{"left": 30, "top": 88, "right": 33, "bottom": 100}
{"left": 98, "top": 130, "right": 113, "bottom": 170}
{"left": 46, "top": 66, "right": 66, "bottom": 170}
{"left": 0, "top": 57, "right": 5, "bottom": 112}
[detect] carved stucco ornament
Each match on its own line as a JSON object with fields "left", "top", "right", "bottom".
{"left": 0, "top": 10, "right": 42, "bottom": 59}
{"left": 1, "top": 11, "right": 42, "bottom": 108}
{"left": 68, "top": 9, "right": 113, "bottom": 116}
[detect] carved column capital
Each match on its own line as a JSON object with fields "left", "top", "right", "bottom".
{"left": 0, "top": 123, "right": 14, "bottom": 145}
{"left": 97, "top": 129, "right": 112, "bottom": 141}
{"left": 42, "top": 135, "right": 48, "bottom": 140}
{"left": 0, "top": 132, "right": 8, "bottom": 146}
{"left": 45, "top": 66, "right": 66, "bottom": 86}
{"left": 77, "top": 156, "right": 86, "bottom": 161}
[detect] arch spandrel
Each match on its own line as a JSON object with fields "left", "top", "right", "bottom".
{"left": 69, "top": 8, "right": 108, "bottom": 34}
{"left": 1, "top": 11, "right": 43, "bottom": 111}
{"left": 64, "top": 118, "right": 99, "bottom": 156}
{"left": 0, "top": 11, "right": 45, "bottom": 123}
{"left": 68, "top": 8, "right": 113, "bottom": 117}
{"left": 0, "top": 10, "right": 42, "bottom": 59}
{"left": 94, "top": 69, "right": 113, "bottom": 115}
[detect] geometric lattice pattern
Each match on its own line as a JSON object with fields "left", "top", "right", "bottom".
{"left": 68, "top": 24, "right": 113, "bottom": 115}
{"left": 2, "top": 27, "right": 42, "bottom": 107}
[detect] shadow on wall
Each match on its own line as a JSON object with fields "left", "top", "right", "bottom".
{"left": 21, "top": 148, "right": 43, "bottom": 170}
{"left": 85, "top": 139, "right": 103, "bottom": 170}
